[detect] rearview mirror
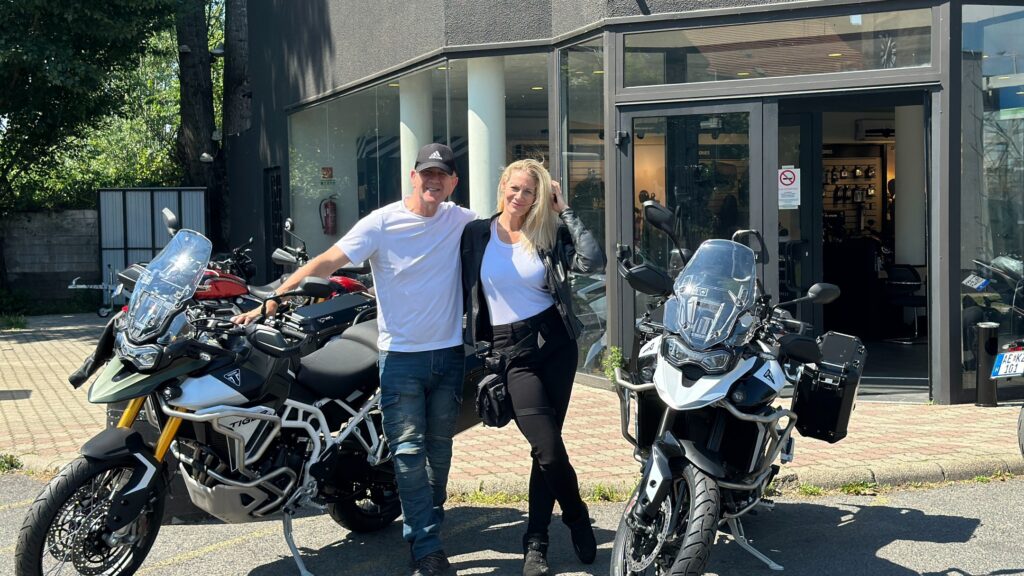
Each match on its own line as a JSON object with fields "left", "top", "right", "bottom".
{"left": 642, "top": 200, "right": 682, "bottom": 250}
{"left": 162, "top": 208, "right": 179, "bottom": 237}
{"left": 284, "top": 218, "right": 294, "bottom": 232}
{"left": 806, "top": 283, "right": 840, "bottom": 305}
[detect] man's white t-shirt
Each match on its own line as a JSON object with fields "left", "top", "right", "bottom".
{"left": 335, "top": 200, "right": 476, "bottom": 352}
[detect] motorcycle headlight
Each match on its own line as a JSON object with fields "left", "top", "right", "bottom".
{"left": 661, "top": 335, "right": 733, "bottom": 374}
{"left": 115, "top": 332, "right": 162, "bottom": 370}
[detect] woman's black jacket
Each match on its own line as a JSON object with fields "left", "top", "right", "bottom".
{"left": 460, "top": 208, "right": 606, "bottom": 347}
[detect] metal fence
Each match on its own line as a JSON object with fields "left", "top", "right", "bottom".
{"left": 98, "top": 188, "right": 206, "bottom": 304}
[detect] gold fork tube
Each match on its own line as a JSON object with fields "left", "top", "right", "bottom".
{"left": 153, "top": 416, "right": 184, "bottom": 462}
{"left": 117, "top": 397, "right": 146, "bottom": 429}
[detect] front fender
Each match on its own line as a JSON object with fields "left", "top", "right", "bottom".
{"left": 81, "top": 427, "right": 166, "bottom": 532}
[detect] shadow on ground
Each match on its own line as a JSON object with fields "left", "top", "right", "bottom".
{"left": 708, "top": 500, "right": 987, "bottom": 576}
{"left": 246, "top": 506, "right": 615, "bottom": 576}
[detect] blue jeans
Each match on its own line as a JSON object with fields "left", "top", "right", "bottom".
{"left": 378, "top": 345, "right": 464, "bottom": 561}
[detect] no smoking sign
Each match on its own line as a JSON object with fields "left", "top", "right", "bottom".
{"left": 778, "top": 167, "right": 801, "bottom": 210}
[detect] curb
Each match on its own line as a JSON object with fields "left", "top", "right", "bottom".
{"left": 794, "top": 456, "right": 1024, "bottom": 490}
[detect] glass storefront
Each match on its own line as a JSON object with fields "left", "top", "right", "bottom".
{"left": 562, "top": 38, "right": 607, "bottom": 373}
{"left": 624, "top": 8, "right": 932, "bottom": 87}
{"left": 960, "top": 5, "right": 1024, "bottom": 388}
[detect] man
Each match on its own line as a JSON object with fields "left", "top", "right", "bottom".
{"left": 233, "top": 143, "right": 474, "bottom": 576}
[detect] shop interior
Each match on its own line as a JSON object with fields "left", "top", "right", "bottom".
{"left": 780, "top": 93, "right": 930, "bottom": 395}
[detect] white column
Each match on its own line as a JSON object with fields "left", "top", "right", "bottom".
{"left": 400, "top": 72, "right": 433, "bottom": 198}
{"left": 895, "top": 105, "right": 927, "bottom": 266}
{"left": 468, "top": 57, "right": 506, "bottom": 216}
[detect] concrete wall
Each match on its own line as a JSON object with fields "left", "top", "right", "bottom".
{"left": 1, "top": 210, "right": 100, "bottom": 300}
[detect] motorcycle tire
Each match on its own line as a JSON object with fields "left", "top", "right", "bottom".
{"left": 610, "top": 464, "right": 720, "bottom": 576}
{"left": 327, "top": 482, "right": 401, "bottom": 533}
{"left": 15, "top": 455, "right": 165, "bottom": 576}
{"left": 1018, "top": 405, "right": 1023, "bottom": 457}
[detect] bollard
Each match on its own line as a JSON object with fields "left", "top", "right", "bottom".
{"left": 976, "top": 322, "right": 1000, "bottom": 407}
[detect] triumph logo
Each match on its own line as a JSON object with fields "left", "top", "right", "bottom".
{"left": 761, "top": 367, "right": 775, "bottom": 385}
{"left": 224, "top": 369, "right": 241, "bottom": 387}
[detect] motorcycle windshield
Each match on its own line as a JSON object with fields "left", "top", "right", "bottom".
{"left": 125, "top": 230, "right": 211, "bottom": 342}
{"left": 673, "top": 239, "right": 757, "bottom": 351}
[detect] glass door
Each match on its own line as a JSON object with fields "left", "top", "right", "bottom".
{"left": 617, "top": 102, "right": 764, "bottom": 322}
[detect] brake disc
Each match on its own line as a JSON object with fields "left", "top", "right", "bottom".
{"left": 625, "top": 497, "right": 673, "bottom": 573}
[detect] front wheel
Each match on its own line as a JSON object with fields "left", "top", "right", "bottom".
{"left": 1017, "top": 405, "right": 1023, "bottom": 456}
{"left": 610, "top": 464, "right": 720, "bottom": 576}
{"left": 327, "top": 479, "right": 401, "bottom": 533}
{"left": 15, "top": 456, "right": 164, "bottom": 576}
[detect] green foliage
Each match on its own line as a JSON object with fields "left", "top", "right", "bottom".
{"left": 797, "top": 483, "right": 825, "bottom": 497}
{"left": 839, "top": 481, "right": 879, "bottom": 496}
{"left": 603, "top": 345, "right": 625, "bottom": 382}
{"left": 973, "top": 475, "right": 992, "bottom": 484}
{"left": 588, "top": 483, "right": 630, "bottom": 502}
{"left": 0, "top": 453, "right": 24, "bottom": 473}
{"left": 0, "top": 314, "right": 26, "bottom": 329}
{"left": 0, "top": 0, "right": 177, "bottom": 213}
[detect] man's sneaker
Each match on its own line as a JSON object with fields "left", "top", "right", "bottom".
{"left": 411, "top": 550, "right": 453, "bottom": 576}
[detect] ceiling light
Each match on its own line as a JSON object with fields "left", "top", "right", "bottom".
{"left": 388, "top": 82, "right": 400, "bottom": 87}
{"left": 593, "top": 70, "right": 605, "bottom": 75}
{"left": 998, "top": 76, "right": 1010, "bottom": 80}
{"left": 736, "top": 71, "right": 750, "bottom": 77}
{"left": 437, "top": 66, "right": 447, "bottom": 70}
{"left": 983, "top": 54, "right": 990, "bottom": 59}
{"left": 828, "top": 53, "right": 843, "bottom": 57}
{"left": 1017, "top": 91, "right": 1024, "bottom": 95}
{"left": 531, "top": 86, "right": 544, "bottom": 91}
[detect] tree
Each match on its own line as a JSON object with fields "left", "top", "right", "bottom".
{"left": 175, "top": 0, "right": 226, "bottom": 248}
{"left": 0, "top": 0, "right": 175, "bottom": 211}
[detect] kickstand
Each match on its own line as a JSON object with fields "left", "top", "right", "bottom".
{"left": 282, "top": 508, "right": 315, "bottom": 576}
{"left": 725, "top": 517, "right": 783, "bottom": 571}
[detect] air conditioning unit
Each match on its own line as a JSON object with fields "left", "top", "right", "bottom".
{"left": 855, "top": 119, "right": 895, "bottom": 141}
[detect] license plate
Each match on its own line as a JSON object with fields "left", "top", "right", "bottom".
{"left": 963, "top": 274, "right": 991, "bottom": 291}
{"left": 992, "top": 351, "right": 1024, "bottom": 379}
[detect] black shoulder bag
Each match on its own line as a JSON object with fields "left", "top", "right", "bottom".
{"left": 474, "top": 335, "right": 533, "bottom": 428}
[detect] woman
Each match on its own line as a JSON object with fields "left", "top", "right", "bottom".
{"left": 461, "top": 159, "right": 605, "bottom": 575}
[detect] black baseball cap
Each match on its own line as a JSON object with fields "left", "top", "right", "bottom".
{"left": 414, "top": 143, "right": 456, "bottom": 175}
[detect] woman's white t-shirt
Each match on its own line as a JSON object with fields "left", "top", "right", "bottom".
{"left": 480, "top": 219, "right": 555, "bottom": 325}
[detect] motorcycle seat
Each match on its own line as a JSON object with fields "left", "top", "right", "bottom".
{"left": 248, "top": 277, "right": 285, "bottom": 300}
{"left": 296, "top": 320, "right": 379, "bottom": 400}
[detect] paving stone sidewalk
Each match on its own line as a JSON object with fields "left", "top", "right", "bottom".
{"left": 1, "top": 314, "right": 1022, "bottom": 492}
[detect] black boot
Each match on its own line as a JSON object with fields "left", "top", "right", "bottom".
{"left": 565, "top": 505, "right": 596, "bottom": 564}
{"left": 522, "top": 533, "right": 550, "bottom": 576}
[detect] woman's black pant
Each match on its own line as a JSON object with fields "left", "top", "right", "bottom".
{"left": 492, "top": 306, "right": 585, "bottom": 535}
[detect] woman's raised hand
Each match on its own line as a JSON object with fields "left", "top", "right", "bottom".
{"left": 550, "top": 180, "right": 569, "bottom": 214}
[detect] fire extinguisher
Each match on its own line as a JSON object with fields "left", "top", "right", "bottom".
{"left": 320, "top": 195, "right": 337, "bottom": 236}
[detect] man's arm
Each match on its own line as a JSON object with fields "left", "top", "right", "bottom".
{"left": 231, "top": 245, "right": 352, "bottom": 325}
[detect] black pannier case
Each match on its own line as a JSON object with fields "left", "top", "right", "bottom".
{"left": 790, "top": 331, "right": 866, "bottom": 443}
{"left": 286, "top": 292, "right": 374, "bottom": 338}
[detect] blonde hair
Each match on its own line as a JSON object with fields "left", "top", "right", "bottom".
{"left": 496, "top": 159, "right": 558, "bottom": 253}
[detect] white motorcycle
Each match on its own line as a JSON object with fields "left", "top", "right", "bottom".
{"left": 609, "top": 201, "right": 865, "bottom": 575}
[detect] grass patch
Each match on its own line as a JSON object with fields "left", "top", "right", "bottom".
{"left": 0, "top": 314, "right": 27, "bottom": 329}
{"left": 839, "top": 481, "right": 879, "bottom": 496}
{"left": 973, "top": 475, "right": 992, "bottom": 484}
{"left": 797, "top": 483, "right": 825, "bottom": 497}
{"left": 991, "top": 470, "right": 1016, "bottom": 482}
{"left": 0, "top": 453, "right": 24, "bottom": 473}
{"left": 588, "top": 483, "right": 631, "bottom": 503}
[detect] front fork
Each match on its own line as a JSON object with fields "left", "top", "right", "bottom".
{"left": 631, "top": 408, "right": 684, "bottom": 523}
{"left": 94, "top": 396, "right": 186, "bottom": 532}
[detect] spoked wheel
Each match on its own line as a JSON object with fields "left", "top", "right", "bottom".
{"left": 327, "top": 479, "right": 401, "bottom": 533}
{"left": 15, "top": 456, "right": 164, "bottom": 576}
{"left": 610, "top": 464, "right": 720, "bottom": 576}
